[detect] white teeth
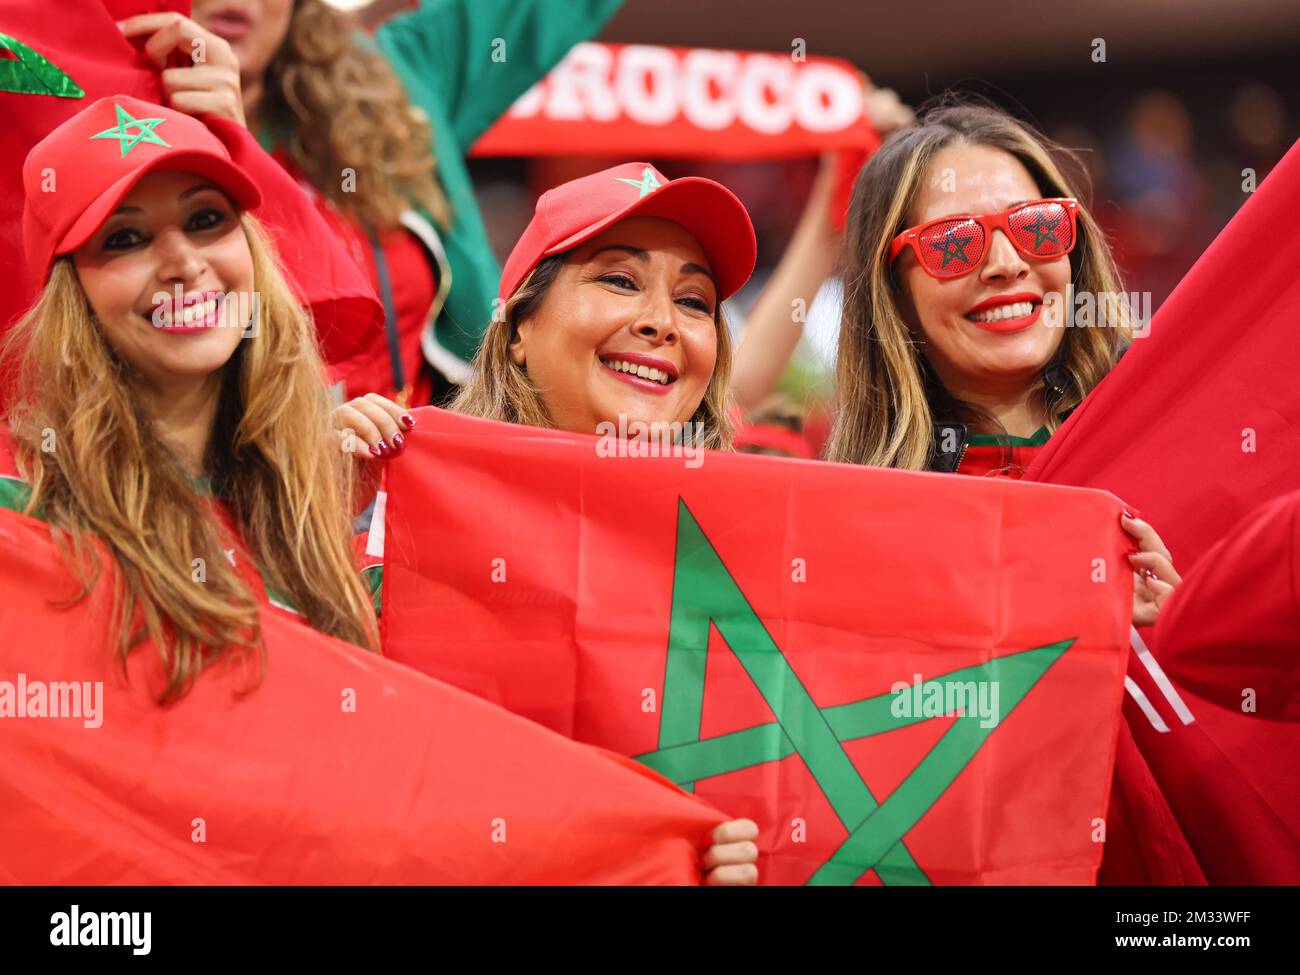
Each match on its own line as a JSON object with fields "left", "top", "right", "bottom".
{"left": 157, "top": 295, "right": 218, "bottom": 325}
{"left": 601, "top": 358, "right": 672, "bottom": 385}
{"left": 970, "top": 301, "right": 1034, "bottom": 323}
{"left": 189, "top": 297, "right": 216, "bottom": 323}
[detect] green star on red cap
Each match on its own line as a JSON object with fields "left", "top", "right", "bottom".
{"left": 614, "top": 167, "right": 662, "bottom": 197}
{"left": 90, "top": 103, "right": 170, "bottom": 157}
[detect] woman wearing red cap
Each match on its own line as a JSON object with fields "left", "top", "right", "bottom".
{"left": 3, "top": 94, "right": 389, "bottom": 673}
{"left": 452, "top": 162, "right": 756, "bottom": 453}
{"left": 826, "top": 102, "right": 1181, "bottom": 627}
{"left": 418, "top": 162, "right": 761, "bottom": 883}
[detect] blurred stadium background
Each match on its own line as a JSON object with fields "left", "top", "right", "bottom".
{"left": 339, "top": 0, "right": 1300, "bottom": 406}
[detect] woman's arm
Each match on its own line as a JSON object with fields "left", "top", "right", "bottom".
{"left": 729, "top": 154, "right": 840, "bottom": 415}
{"left": 729, "top": 89, "right": 915, "bottom": 414}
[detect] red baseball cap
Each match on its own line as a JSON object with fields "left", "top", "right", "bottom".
{"left": 499, "top": 162, "right": 756, "bottom": 304}
{"left": 22, "top": 95, "right": 261, "bottom": 292}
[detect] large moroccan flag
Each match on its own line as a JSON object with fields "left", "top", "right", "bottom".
{"left": 377, "top": 409, "right": 1134, "bottom": 885}
{"left": 1022, "top": 138, "right": 1300, "bottom": 884}
{"left": 1140, "top": 488, "right": 1300, "bottom": 884}
{"left": 0, "top": 505, "right": 724, "bottom": 885}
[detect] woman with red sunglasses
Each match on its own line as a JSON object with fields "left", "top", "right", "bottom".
{"left": 827, "top": 101, "right": 1180, "bottom": 627}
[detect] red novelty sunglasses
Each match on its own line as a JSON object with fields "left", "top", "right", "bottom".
{"left": 889, "top": 198, "right": 1080, "bottom": 278}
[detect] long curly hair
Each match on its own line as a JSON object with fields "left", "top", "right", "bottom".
{"left": 827, "top": 100, "right": 1133, "bottom": 470}
{"left": 452, "top": 256, "right": 736, "bottom": 451}
{"left": 263, "top": 0, "right": 450, "bottom": 230}
{"left": 2, "top": 215, "right": 379, "bottom": 703}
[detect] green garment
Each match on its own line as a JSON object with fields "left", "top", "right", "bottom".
{"left": 362, "top": 562, "right": 384, "bottom": 618}
{"left": 0, "top": 470, "right": 30, "bottom": 514}
{"left": 966, "top": 426, "right": 1052, "bottom": 447}
{"left": 375, "top": 0, "right": 625, "bottom": 364}
{"left": 0, "top": 470, "right": 211, "bottom": 515}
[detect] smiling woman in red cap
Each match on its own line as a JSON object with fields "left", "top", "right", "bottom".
{"left": 436, "top": 162, "right": 762, "bottom": 885}
{"left": 1, "top": 94, "right": 397, "bottom": 694}
{"left": 452, "top": 162, "right": 756, "bottom": 451}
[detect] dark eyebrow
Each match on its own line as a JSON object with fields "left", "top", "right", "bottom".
{"left": 180, "top": 182, "right": 222, "bottom": 201}
{"left": 590, "top": 245, "right": 649, "bottom": 261}
{"left": 109, "top": 183, "right": 224, "bottom": 217}
{"left": 680, "top": 262, "right": 715, "bottom": 283}
{"left": 591, "top": 245, "right": 714, "bottom": 285}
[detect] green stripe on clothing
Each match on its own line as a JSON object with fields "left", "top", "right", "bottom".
{"left": 362, "top": 563, "right": 384, "bottom": 617}
{"left": 0, "top": 474, "right": 32, "bottom": 514}
{"left": 967, "top": 425, "right": 1052, "bottom": 447}
{"left": 264, "top": 583, "right": 304, "bottom": 617}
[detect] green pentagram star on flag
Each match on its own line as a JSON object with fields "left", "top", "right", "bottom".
{"left": 614, "top": 167, "right": 662, "bottom": 197}
{"left": 635, "top": 499, "right": 1071, "bottom": 885}
{"left": 379, "top": 406, "right": 1135, "bottom": 886}
{"left": 90, "top": 102, "right": 169, "bottom": 156}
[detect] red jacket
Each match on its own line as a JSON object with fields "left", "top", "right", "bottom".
{"left": 963, "top": 441, "right": 1300, "bottom": 882}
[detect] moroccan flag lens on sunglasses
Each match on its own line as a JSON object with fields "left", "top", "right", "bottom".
{"left": 916, "top": 201, "right": 1075, "bottom": 276}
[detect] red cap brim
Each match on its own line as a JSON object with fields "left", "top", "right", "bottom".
{"left": 55, "top": 150, "right": 262, "bottom": 258}
{"left": 530, "top": 177, "right": 756, "bottom": 304}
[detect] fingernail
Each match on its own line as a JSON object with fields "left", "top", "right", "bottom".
{"left": 369, "top": 444, "right": 382, "bottom": 458}
{"left": 376, "top": 440, "right": 390, "bottom": 456}
{"left": 401, "top": 413, "right": 416, "bottom": 429}
{"left": 1121, "top": 509, "right": 1135, "bottom": 519}
{"left": 391, "top": 433, "right": 406, "bottom": 451}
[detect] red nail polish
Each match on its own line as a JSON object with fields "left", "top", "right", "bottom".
{"left": 391, "top": 433, "right": 406, "bottom": 451}
{"left": 1121, "top": 509, "right": 1135, "bottom": 519}
{"left": 369, "top": 444, "right": 382, "bottom": 458}
{"left": 376, "top": 440, "right": 390, "bottom": 456}
{"left": 401, "top": 413, "right": 416, "bottom": 429}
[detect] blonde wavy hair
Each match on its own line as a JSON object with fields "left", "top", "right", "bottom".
{"left": 828, "top": 100, "right": 1132, "bottom": 470}
{"left": 264, "top": 0, "right": 450, "bottom": 229}
{"left": 452, "top": 255, "right": 735, "bottom": 451}
{"left": 2, "top": 215, "right": 379, "bottom": 703}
